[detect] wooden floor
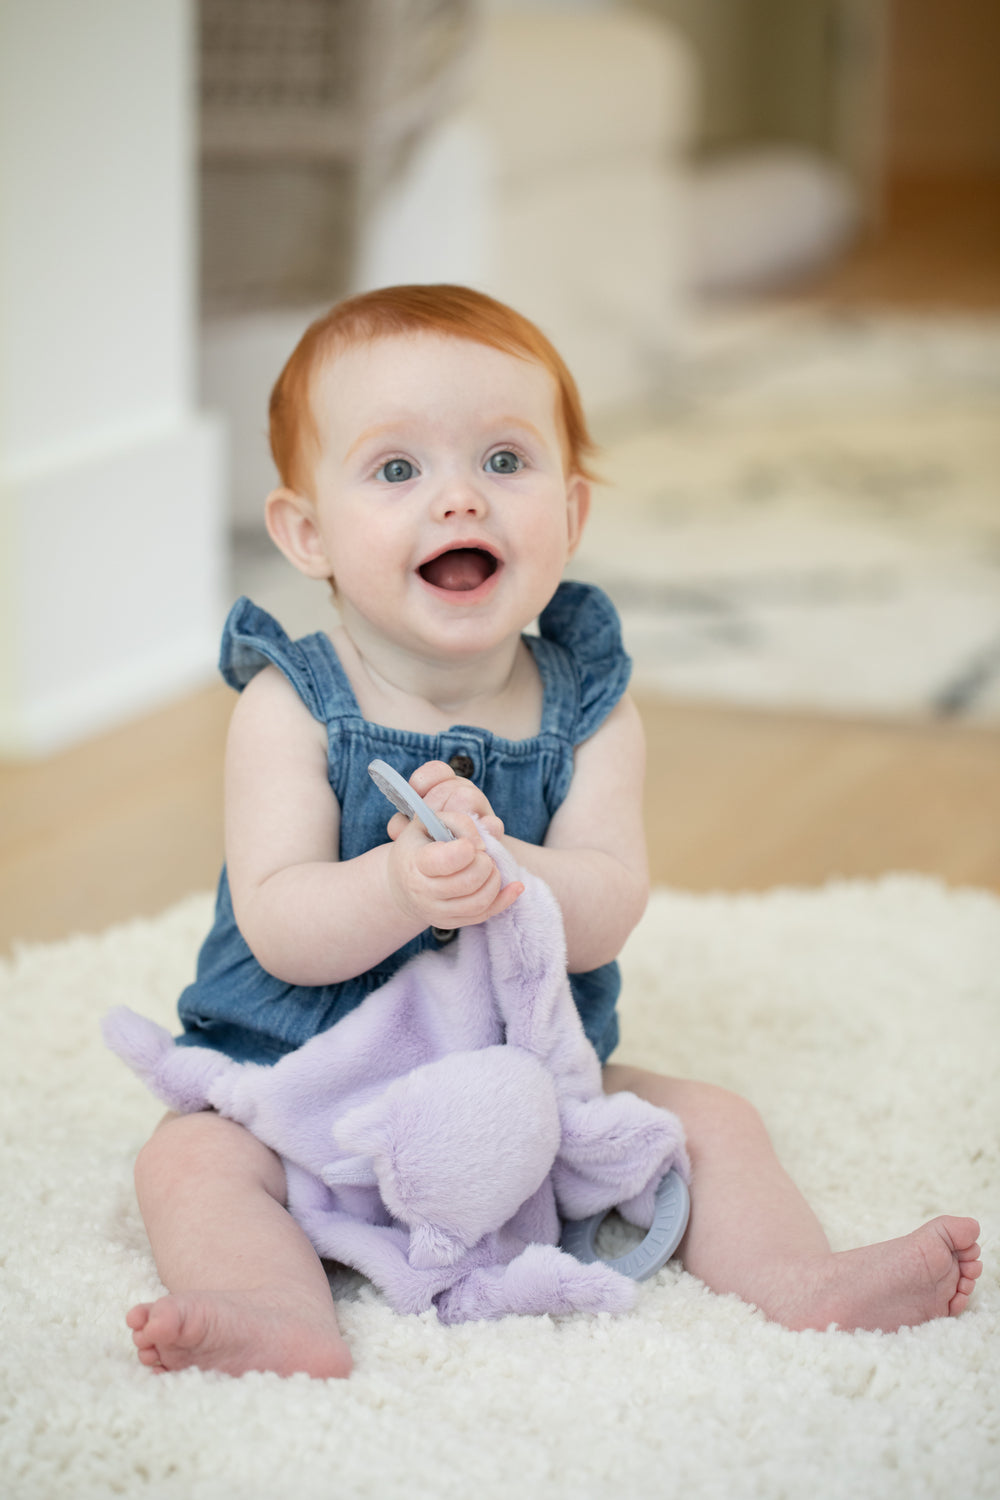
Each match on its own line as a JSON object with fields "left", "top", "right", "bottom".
{"left": 639, "top": 696, "right": 1000, "bottom": 894}
{"left": 2, "top": 679, "right": 999, "bottom": 956}
{"left": 2, "top": 175, "right": 1000, "bottom": 955}
{"left": 799, "top": 174, "right": 1000, "bottom": 308}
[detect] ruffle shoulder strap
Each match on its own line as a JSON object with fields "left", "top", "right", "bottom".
{"left": 537, "top": 582, "right": 632, "bottom": 744}
{"left": 219, "top": 597, "right": 328, "bottom": 724}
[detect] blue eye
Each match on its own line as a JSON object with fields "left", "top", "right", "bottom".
{"left": 485, "top": 450, "right": 522, "bottom": 475}
{"left": 378, "top": 458, "right": 416, "bottom": 483}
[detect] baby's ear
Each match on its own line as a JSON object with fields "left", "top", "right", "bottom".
{"left": 566, "top": 475, "right": 591, "bottom": 557}
{"left": 265, "top": 487, "right": 333, "bottom": 580}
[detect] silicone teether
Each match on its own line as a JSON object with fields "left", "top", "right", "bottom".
{"left": 369, "top": 760, "right": 454, "bottom": 843}
{"left": 559, "top": 1169, "right": 690, "bottom": 1282}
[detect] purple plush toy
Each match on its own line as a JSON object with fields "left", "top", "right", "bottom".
{"left": 103, "top": 829, "right": 688, "bottom": 1323}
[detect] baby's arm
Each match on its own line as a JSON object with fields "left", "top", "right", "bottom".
{"left": 522, "top": 695, "right": 648, "bottom": 970}
{"left": 224, "top": 667, "right": 519, "bottom": 986}
{"left": 491, "top": 695, "right": 649, "bottom": 972}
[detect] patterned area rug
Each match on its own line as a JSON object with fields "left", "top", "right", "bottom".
{"left": 574, "top": 308, "right": 1000, "bottom": 722}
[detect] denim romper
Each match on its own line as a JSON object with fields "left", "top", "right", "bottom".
{"left": 177, "top": 579, "right": 632, "bottom": 1067}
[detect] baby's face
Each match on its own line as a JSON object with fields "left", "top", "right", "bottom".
{"left": 300, "top": 332, "right": 589, "bottom": 662}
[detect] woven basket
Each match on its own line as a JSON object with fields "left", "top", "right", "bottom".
{"left": 200, "top": 0, "right": 475, "bottom": 310}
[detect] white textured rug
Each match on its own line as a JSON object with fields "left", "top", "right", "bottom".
{"left": 2, "top": 879, "right": 998, "bottom": 1499}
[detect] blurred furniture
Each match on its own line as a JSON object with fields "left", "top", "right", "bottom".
{"left": 687, "top": 146, "right": 859, "bottom": 293}
{"left": 470, "top": 6, "right": 697, "bottom": 412}
{"left": 199, "top": 0, "right": 479, "bottom": 529}
{"left": 628, "top": 0, "right": 890, "bottom": 292}
{"left": 632, "top": 0, "right": 890, "bottom": 219}
{"left": 199, "top": 0, "right": 477, "bottom": 313}
{"left": 361, "top": 5, "right": 699, "bottom": 414}
{"left": 205, "top": 2, "right": 700, "bottom": 527}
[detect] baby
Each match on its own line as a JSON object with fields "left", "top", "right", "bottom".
{"left": 127, "top": 284, "right": 982, "bottom": 1378}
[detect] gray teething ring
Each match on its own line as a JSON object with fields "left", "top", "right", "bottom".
{"left": 369, "top": 759, "right": 454, "bottom": 843}
{"left": 559, "top": 1169, "right": 690, "bottom": 1282}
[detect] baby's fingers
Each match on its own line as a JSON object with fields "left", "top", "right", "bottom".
{"left": 416, "top": 831, "right": 485, "bottom": 879}
{"left": 432, "top": 870, "right": 523, "bottom": 928}
{"left": 434, "top": 878, "right": 522, "bottom": 938}
{"left": 409, "top": 761, "right": 456, "bottom": 797}
{"left": 419, "top": 842, "right": 506, "bottom": 905}
{"left": 386, "top": 811, "right": 409, "bottom": 842}
{"left": 482, "top": 880, "right": 524, "bottom": 919}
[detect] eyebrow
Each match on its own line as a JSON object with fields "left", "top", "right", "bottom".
{"left": 493, "top": 416, "right": 548, "bottom": 448}
{"left": 343, "top": 415, "right": 549, "bottom": 463}
{"left": 343, "top": 423, "right": 406, "bottom": 463}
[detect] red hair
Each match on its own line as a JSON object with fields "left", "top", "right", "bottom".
{"left": 268, "top": 284, "right": 598, "bottom": 497}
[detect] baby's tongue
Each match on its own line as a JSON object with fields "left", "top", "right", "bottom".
{"left": 421, "top": 548, "right": 493, "bottom": 592}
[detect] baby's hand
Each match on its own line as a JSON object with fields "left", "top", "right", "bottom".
{"left": 406, "top": 760, "right": 505, "bottom": 839}
{"left": 386, "top": 814, "right": 522, "bottom": 931}
{"left": 384, "top": 763, "right": 521, "bottom": 931}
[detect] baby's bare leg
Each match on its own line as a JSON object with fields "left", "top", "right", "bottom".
{"left": 605, "top": 1065, "right": 982, "bottom": 1333}
{"left": 128, "top": 1111, "right": 352, "bottom": 1378}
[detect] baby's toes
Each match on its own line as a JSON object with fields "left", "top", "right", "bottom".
{"left": 948, "top": 1217, "right": 981, "bottom": 1255}
{"left": 949, "top": 1261, "right": 983, "bottom": 1315}
{"left": 134, "top": 1296, "right": 184, "bottom": 1351}
{"left": 125, "top": 1301, "right": 152, "bottom": 1333}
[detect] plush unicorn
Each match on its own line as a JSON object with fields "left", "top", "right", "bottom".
{"left": 103, "top": 829, "right": 688, "bottom": 1323}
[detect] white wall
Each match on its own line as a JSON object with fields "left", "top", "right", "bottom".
{"left": 0, "top": 0, "right": 225, "bottom": 756}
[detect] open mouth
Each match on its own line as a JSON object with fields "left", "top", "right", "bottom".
{"left": 418, "top": 547, "right": 500, "bottom": 593}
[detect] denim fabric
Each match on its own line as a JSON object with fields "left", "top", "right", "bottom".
{"left": 177, "top": 580, "right": 631, "bottom": 1066}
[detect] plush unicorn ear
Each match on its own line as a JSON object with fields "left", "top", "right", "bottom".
{"left": 101, "top": 1007, "right": 174, "bottom": 1075}
{"left": 101, "top": 1006, "right": 234, "bottom": 1115}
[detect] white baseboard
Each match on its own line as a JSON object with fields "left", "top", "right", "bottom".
{"left": 1, "top": 630, "right": 223, "bottom": 758}
{"left": 1, "top": 412, "right": 227, "bottom": 758}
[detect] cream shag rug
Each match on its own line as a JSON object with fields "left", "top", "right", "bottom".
{"left": 2, "top": 879, "right": 998, "bottom": 1499}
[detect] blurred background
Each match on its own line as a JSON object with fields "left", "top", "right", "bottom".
{"left": 1, "top": 0, "right": 999, "bottom": 948}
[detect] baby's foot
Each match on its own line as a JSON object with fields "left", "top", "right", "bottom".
{"left": 790, "top": 1215, "right": 982, "bottom": 1333}
{"left": 125, "top": 1288, "right": 353, "bottom": 1379}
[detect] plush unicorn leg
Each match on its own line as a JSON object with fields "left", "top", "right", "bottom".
{"left": 434, "top": 1242, "right": 638, "bottom": 1323}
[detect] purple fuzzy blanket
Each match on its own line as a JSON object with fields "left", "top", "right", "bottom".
{"left": 103, "top": 831, "right": 688, "bottom": 1323}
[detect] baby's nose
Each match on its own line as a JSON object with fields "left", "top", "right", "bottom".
{"left": 435, "top": 477, "right": 488, "bottom": 520}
